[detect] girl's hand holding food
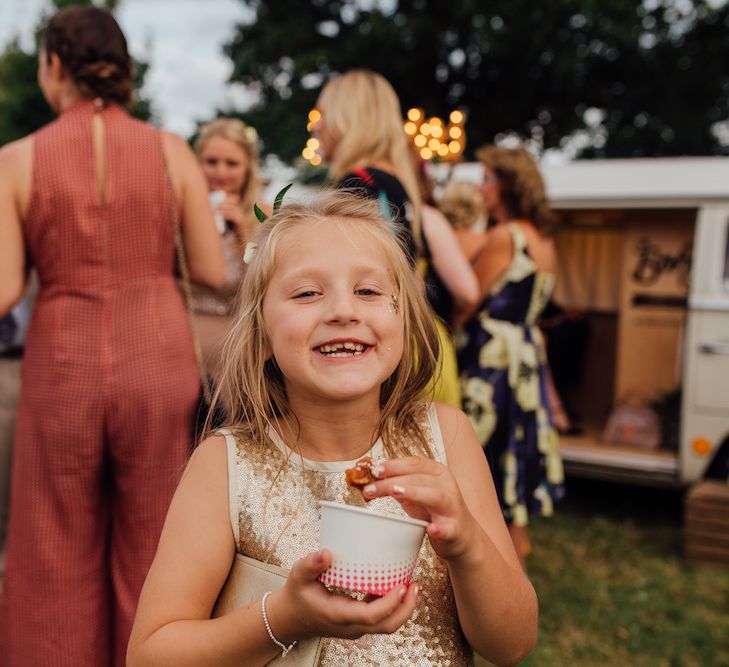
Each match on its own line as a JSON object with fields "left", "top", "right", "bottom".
{"left": 362, "top": 456, "right": 480, "bottom": 562}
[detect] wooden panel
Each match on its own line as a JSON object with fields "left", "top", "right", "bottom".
{"left": 683, "top": 481, "right": 729, "bottom": 565}
{"left": 615, "top": 210, "right": 695, "bottom": 403}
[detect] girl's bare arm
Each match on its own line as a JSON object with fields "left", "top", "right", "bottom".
{"left": 436, "top": 403, "right": 537, "bottom": 665}
{"left": 362, "top": 404, "right": 537, "bottom": 666}
{"left": 127, "top": 436, "right": 419, "bottom": 666}
{"left": 127, "top": 436, "right": 285, "bottom": 666}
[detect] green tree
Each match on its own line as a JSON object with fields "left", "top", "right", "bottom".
{"left": 224, "top": 0, "right": 729, "bottom": 162}
{"left": 0, "top": 0, "right": 151, "bottom": 145}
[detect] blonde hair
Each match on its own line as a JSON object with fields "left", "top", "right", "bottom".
{"left": 439, "top": 181, "right": 484, "bottom": 230}
{"left": 195, "top": 118, "right": 263, "bottom": 232}
{"left": 475, "top": 145, "right": 556, "bottom": 235}
{"left": 317, "top": 70, "right": 423, "bottom": 252}
{"left": 211, "top": 189, "right": 440, "bottom": 458}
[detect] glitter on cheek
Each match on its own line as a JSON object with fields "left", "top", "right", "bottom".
{"left": 386, "top": 293, "right": 400, "bottom": 314}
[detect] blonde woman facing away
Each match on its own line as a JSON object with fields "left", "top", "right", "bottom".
{"left": 127, "top": 190, "right": 537, "bottom": 667}
{"left": 193, "top": 118, "right": 269, "bottom": 377}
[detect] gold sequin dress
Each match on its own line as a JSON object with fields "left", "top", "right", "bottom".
{"left": 221, "top": 402, "right": 474, "bottom": 666}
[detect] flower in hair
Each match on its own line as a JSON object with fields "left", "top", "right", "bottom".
{"left": 244, "top": 126, "right": 259, "bottom": 144}
{"left": 243, "top": 242, "right": 258, "bottom": 264}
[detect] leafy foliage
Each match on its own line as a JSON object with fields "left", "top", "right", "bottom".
{"left": 0, "top": 0, "right": 151, "bottom": 146}
{"left": 225, "top": 0, "right": 729, "bottom": 161}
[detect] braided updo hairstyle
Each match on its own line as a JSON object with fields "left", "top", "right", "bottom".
{"left": 42, "top": 5, "right": 134, "bottom": 106}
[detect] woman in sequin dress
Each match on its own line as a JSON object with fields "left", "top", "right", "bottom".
{"left": 128, "top": 191, "right": 537, "bottom": 666}
{"left": 454, "top": 146, "right": 565, "bottom": 565}
{"left": 0, "top": 7, "right": 224, "bottom": 665}
{"left": 192, "top": 118, "right": 269, "bottom": 378}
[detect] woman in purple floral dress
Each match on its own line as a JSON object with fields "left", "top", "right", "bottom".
{"left": 454, "top": 146, "right": 565, "bottom": 564}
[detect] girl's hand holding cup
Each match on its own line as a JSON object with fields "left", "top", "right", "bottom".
{"left": 266, "top": 549, "right": 419, "bottom": 642}
{"left": 362, "top": 457, "right": 480, "bottom": 563}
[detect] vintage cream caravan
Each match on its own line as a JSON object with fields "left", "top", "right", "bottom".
{"left": 538, "top": 157, "right": 729, "bottom": 487}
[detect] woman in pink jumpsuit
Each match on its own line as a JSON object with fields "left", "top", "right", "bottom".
{"left": 0, "top": 7, "right": 224, "bottom": 665}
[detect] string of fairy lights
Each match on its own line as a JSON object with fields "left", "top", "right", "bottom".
{"left": 302, "top": 107, "right": 466, "bottom": 166}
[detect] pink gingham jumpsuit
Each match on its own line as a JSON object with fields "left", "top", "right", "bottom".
{"left": 1, "top": 99, "right": 199, "bottom": 666}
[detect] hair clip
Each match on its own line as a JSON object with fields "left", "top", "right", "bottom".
{"left": 243, "top": 241, "right": 258, "bottom": 264}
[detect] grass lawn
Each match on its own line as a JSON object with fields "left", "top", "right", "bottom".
{"left": 475, "top": 478, "right": 729, "bottom": 667}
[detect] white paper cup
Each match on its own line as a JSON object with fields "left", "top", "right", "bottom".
{"left": 318, "top": 500, "right": 428, "bottom": 596}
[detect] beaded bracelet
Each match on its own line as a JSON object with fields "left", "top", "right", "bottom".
{"left": 261, "top": 591, "right": 297, "bottom": 656}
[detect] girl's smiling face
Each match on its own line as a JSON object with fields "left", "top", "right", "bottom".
{"left": 262, "top": 219, "right": 404, "bottom": 404}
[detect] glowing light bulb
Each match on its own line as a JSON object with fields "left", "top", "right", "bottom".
{"left": 420, "top": 147, "right": 433, "bottom": 159}
{"left": 404, "top": 121, "right": 417, "bottom": 135}
{"left": 310, "top": 154, "right": 322, "bottom": 166}
{"left": 437, "top": 144, "right": 449, "bottom": 157}
{"left": 420, "top": 123, "right": 432, "bottom": 136}
{"left": 308, "top": 109, "right": 321, "bottom": 122}
{"left": 449, "top": 110, "right": 464, "bottom": 124}
{"left": 449, "top": 141, "right": 461, "bottom": 153}
{"left": 302, "top": 147, "right": 315, "bottom": 160}
{"left": 428, "top": 138, "right": 440, "bottom": 150}
{"left": 449, "top": 126, "right": 463, "bottom": 139}
{"left": 306, "top": 138, "right": 319, "bottom": 148}
{"left": 414, "top": 135, "right": 427, "bottom": 147}
{"left": 407, "top": 108, "right": 423, "bottom": 121}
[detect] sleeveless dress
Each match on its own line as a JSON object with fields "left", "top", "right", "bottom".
{"left": 223, "top": 402, "right": 473, "bottom": 666}
{"left": 190, "top": 229, "right": 245, "bottom": 377}
{"left": 1, "top": 99, "right": 199, "bottom": 666}
{"left": 337, "top": 168, "right": 461, "bottom": 408}
{"left": 456, "top": 224, "right": 565, "bottom": 527}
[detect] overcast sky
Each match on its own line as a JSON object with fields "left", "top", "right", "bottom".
{"left": 0, "top": 0, "right": 256, "bottom": 137}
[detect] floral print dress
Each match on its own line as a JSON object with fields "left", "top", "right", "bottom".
{"left": 456, "top": 224, "right": 565, "bottom": 526}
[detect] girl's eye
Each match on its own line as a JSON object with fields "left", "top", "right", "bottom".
{"left": 356, "top": 288, "right": 381, "bottom": 297}
{"left": 293, "top": 290, "right": 320, "bottom": 299}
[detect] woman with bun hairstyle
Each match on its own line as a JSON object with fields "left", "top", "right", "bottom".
{"left": 192, "top": 118, "right": 269, "bottom": 377}
{"left": 0, "top": 6, "right": 224, "bottom": 665}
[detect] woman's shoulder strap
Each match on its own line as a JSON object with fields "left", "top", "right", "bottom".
{"left": 507, "top": 222, "right": 528, "bottom": 253}
{"left": 216, "top": 428, "right": 240, "bottom": 546}
{"left": 425, "top": 402, "right": 448, "bottom": 465}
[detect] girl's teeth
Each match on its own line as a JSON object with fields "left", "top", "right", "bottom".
{"left": 319, "top": 342, "right": 365, "bottom": 354}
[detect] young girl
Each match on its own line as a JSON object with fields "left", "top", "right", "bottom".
{"left": 127, "top": 191, "right": 537, "bottom": 666}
